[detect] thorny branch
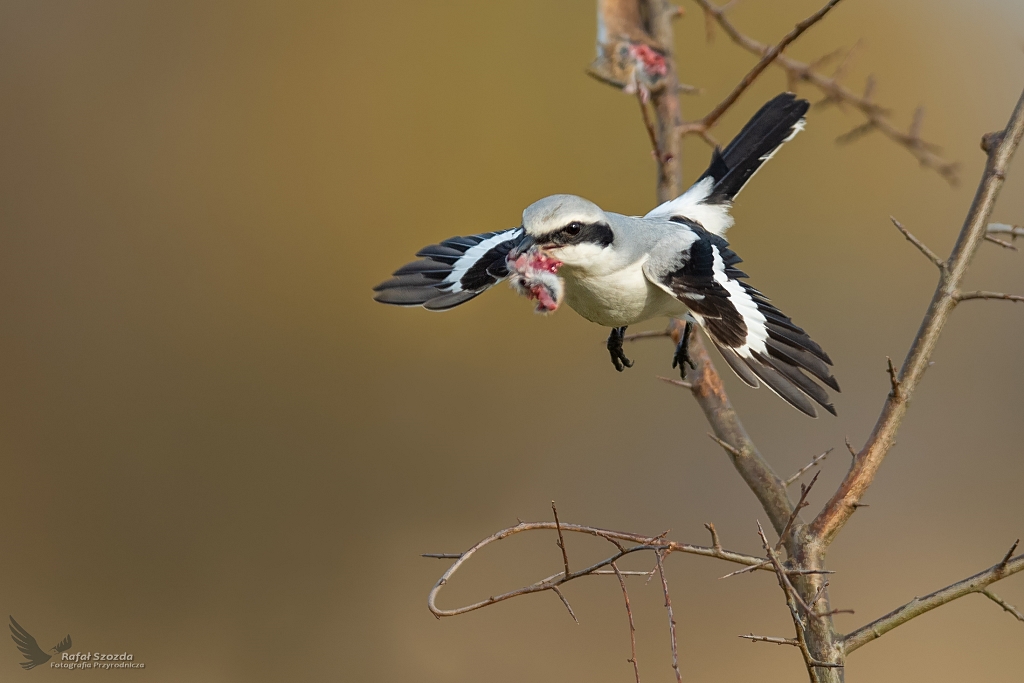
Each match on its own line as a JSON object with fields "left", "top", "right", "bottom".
{"left": 811, "top": 86, "right": 1024, "bottom": 547}
{"left": 552, "top": 500, "right": 571, "bottom": 578}
{"left": 890, "top": 216, "right": 945, "bottom": 269}
{"left": 427, "top": 518, "right": 817, "bottom": 618}
{"left": 982, "top": 589, "right": 1024, "bottom": 623}
{"left": 691, "top": 0, "right": 960, "bottom": 184}
{"left": 679, "top": 0, "right": 844, "bottom": 141}
{"left": 844, "top": 544, "right": 1024, "bottom": 652}
{"left": 426, "top": 3, "right": 1024, "bottom": 681}
{"left": 655, "top": 551, "right": 684, "bottom": 683}
{"left": 739, "top": 633, "right": 799, "bottom": 646}
{"left": 756, "top": 522, "right": 841, "bottom": 682}
{"left": 785, "top": 449, "right": 833, "bottom": 487}
{"left": 611, "top": 562, "right": 641, "bottom": 683}
{"left": 776, "top": 471, "right": 821, "bottom": 552}
{"left": 955, "top": 290, "right": 1024, "bottom": 303}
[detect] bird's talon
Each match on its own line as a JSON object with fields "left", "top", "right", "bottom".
{"left": 607, "top": 326, "right": 634, "bottom": 372}
{"left": 672, "top": 320, "right": 694, "bottom": 379}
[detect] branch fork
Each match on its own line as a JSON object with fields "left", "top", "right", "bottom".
{"left": 427, "top": 5, "right": 1024, "bottom": 681}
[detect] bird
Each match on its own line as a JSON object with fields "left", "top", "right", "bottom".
{"left": 9, "top": 616, "right": 72, "bottom": 670}
{"left": 373, "top": 93, "right": 839, "bottom": 417}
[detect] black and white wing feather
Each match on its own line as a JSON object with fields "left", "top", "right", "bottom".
{"left": 645, "top": 93, "right": 809, "bottom": 236}
{"left": 644, "top": 225, "right": 839, "bottom": 417}
{"left": 374, "top": 228, "right": 523, "bottom": 311}
{"left": 9, "top": 616, "right": 52, "bottom": 670}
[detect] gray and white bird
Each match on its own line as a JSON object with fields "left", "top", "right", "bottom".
{"left": 374, "top": 93, "right": 839, "bottom": 417}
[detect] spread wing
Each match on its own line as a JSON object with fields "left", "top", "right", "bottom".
{"left": 53, "top": 634, "right": 72, "bottom": 653}
{"left": 645, "top": 93, "right": 809, "bottom": 236}
{"left": 9, "top": 616, "right": 52, "bottom": 670}
{"left": 644, "top": 226, "right": 839, "bottom": 417}
{"left": 373, "top": 228, "right": 524, "bottom": 311}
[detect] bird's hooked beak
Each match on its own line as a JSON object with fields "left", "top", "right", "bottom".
{"left": 506, "top": 230, "right": 565, "bottom": 314}
{"left": 507, "top": 232, "right": 536, "bottom": 261}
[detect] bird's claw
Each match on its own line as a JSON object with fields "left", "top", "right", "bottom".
{"left": 672, "top": 321, "right": 696, "bottom": 378}
{"left": 607, "top": 326, "right": 634, "bottom": 372}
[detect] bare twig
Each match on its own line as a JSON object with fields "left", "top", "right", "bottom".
{"left": 886, "top": 356, "right": 901, "bottom": 398}
{"left": 692, "top": 0, "right": 959, "bottom": 184}
{"left": 776, "top": 471, "right": 820, "bottom": 551}
{"left": 707, "top": 431, "right": 743, "bottom": 457}
{"left": 611, "top": 562, "right": 642, "bottom": 683}
{"left": 705, "top": 522, "right": 723, "bottom": 553}
{"left": 658, "top": 375, "right": 694, "bottom": 389}
{"left": 981, "top": 589, "right": 1024, "bottom": 623}
{"left": 622, "top": 329, "right": 671, "bottom": 342}
{"left": 637, "top": 87, "right": 664, "bottom": 161}
{"left": 552, "top": 501, "right": 570, "bottom": 578}
{"left": 998, "top": 539, "right": 1020, "bottom": 569}
{"left": 812, "top": 87, "right": 1024, "bottom": 547}
{"left": 720, "top": 561, "right": 768, "bottom": 579}
{"left": 427, "top": 520, "right": 774, "bottom": 617}
{"left": 551, "top": 586, "right": 579, "bottom": 624}
{"left": 890, "top": 216, "right": 945, "bottom": 269}
{"left": 655, "top": 551, "right": 684, "bottom": 683}
{"left": 984, "top": 234, "right": 1018, "bottom": 250}
{"left": 592, "top": 569, "right": 656, "bottom": 577}
{"left": 954, "top": 290, "right": 1024, "bottom": 303}
{"left": 422, "top": 553, "right": 462, "bottom": 559}
{"left": 809, "top": 581, "right": 829, "bottom": 610}
{"left": 720, "top": 562, "right": 834, "bottom": 580}
{"left": 739, "top": 633, "right": 799, "bottom": 646}
{"left": 844, "top": 547, "right": 1024, "bottom": 653}
{"left": 785, "top": 449, "right": 833, "bottom": 487}
{"left": 682, "top": 0, "right": 844, "bottom": 135}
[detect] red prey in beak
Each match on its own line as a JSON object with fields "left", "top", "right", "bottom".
{"left": 506, "top": 237, "right": 565, "bottom": 314}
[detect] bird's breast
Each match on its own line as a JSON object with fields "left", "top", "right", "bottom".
{"left": 560, "top": 264, "right": 683, "bottom": 327}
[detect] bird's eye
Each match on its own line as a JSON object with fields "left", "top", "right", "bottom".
{"left": 565, "top": 222, "right": 583, "bottom": 236}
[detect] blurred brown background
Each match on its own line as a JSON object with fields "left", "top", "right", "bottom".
{"left": 0, "top": 1, "right": 1022, "bottom": 681}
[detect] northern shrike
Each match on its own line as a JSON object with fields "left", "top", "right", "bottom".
{"left": 374, "top": 93, "right": 839, "bottom": 417}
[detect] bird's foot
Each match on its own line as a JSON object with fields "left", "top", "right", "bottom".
{"left": 671, "top": 321, "right": 696, "bottom": 378}
{"left": 607, "top": 326, "right": 634, "bottom": 372}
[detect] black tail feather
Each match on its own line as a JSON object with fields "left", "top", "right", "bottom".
{"left": 699, "top": 92, "right": 809, "bottom": 204}
{"left": 741, "top": 354, "right": 818, "bottom": 418}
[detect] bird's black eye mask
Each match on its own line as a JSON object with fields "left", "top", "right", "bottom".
{"left": 538, "top": 221, "right": 614, "bottom": 248}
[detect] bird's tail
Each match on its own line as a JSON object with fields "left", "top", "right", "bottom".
{"left": 698, "top": 92, "right": 809, "bottom": 205}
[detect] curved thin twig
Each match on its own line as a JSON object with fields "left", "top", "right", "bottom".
{"left": 427, "top": 520, "right": 773, "bottom": 617}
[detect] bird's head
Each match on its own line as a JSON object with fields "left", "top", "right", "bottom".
{"left": 506, "top": 195, "right": 614, "bottom": 313}
{"left": 517, "top": 195, "right": 614, "bottom": 268}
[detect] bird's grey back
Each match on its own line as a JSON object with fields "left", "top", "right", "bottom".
{"left": 605, "top": 212, "right": 700, "bottom": 268}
